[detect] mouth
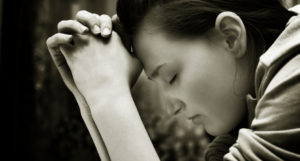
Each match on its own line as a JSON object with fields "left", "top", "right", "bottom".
{"left": 187, "top": 114, "right": 200, "bottom": 120}
{"left": 187, "top": 114, "right": 202, "bottom": 124}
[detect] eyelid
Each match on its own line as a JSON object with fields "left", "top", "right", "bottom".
{"left": 169, "top": 74, "right": 177, "bottom": 84}
{"left": 149, "top": 63, "right": 166, "bottom": 80}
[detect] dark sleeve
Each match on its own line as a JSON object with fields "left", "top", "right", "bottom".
{"left": 204, "top": 134, "right": 236, "bottom": 161}
{"left": 224, "top": 54, "right": 300, "bottom": 161}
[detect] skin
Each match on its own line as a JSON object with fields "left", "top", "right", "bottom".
{"left": 47, "top": 10, "right": 258, "bottom": 161}
{"left": 48, "top": 9, "right": 256, "bottom": 142}
{"left": 48, "top": 11, "right": 156, "bottom": 161}
{"left": 133, "top": 12, "right": 255, "bottom": 136}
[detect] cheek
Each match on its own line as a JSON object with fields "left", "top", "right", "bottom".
{"left": 179, "top": 60, "right": 246, "bottom": 135}
{"left": 181, "top": 67, "right": 221, "bottom": 115}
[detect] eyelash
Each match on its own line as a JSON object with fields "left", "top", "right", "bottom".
{"left": 169, "top": 74, "right": 177, "bottom": 84}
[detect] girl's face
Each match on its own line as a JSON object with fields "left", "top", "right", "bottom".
{"left": 133, "top": 19, "right": 252, "bottom": 136}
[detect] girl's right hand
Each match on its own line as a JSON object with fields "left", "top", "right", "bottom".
{"left": 57, "top": 10, "right": 132, "bottom": 53}
{"left": 47, "top": 11, "right": 114, "bottom": 94}
{"left": 47, "top": 11, "right": 132, "bottom": 95}
{"left": 58, "top": 10, "right": 113, "bottom": 38}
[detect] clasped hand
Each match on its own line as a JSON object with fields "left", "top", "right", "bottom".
{"left": 46, "top": 11, "right": 142, "bottom": 104}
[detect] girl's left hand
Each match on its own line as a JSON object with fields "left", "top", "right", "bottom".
{"left": 46, "top": 11, "right": 115, "bottom": 96}
{"left": 58, "top": 32, "right": 142, "bottom": 105}
{"left": 47, "top": 11, "right": 142, "bottom": 106}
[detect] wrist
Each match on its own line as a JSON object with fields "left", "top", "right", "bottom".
{"left": 83, "top": 81, "right": 131, "bottom": 112}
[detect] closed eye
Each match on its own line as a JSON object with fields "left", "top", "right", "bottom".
{"left": 169, "top": 74, "right": 177, "bottom": 84}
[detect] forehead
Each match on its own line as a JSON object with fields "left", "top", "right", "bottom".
{"left": 134, "top": 26, "right": 196, "bottom": 62}
{"left": 132, "top": 25, "right": 182, "bottom": 75}
{"left": 131, "top": 21, "right": 218, "bottom": 77}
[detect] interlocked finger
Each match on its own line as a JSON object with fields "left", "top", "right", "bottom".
{"left": 57, "top": 20, "right": 89, "bottom": 34}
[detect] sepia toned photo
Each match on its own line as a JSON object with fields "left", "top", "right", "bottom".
{"left": 2, "top": 0, "right": 300, "bottom": 161}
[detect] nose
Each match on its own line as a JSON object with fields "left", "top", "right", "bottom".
{"left": 166, "top": 99, "right": 186, "bottom": 116}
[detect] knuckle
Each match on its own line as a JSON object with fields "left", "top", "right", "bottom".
{"left": 112, "top": 14, "right": 118, "bottom": 20}
{"left": 57, "top": 20, "right": 76, "bottom": 29}
{"left": 99, "top": 14, "right": 111, "bottom": 22}
{"left": 92, "top": 13, "right": 100, "bottom": 19}
{"left": 46, "top": 35, "right": 58, "bottom": 46}
{"left": 52, "top": 34, "right": 60, "bottom": 42}
{"left": 46, "top": 37, "right": 52, "bottom": 46}
{"left": 57, "top": 20, "right": 66, "bottom": 29}
{"left": 88, "top": 14, "right": 99, "bottom": 25}
{"left": 65, "top": 19, "right": 74, "bottom": 23}
{"left": 65, "top": 20, "right": 76, "bottom": 27}
{"left": 112, "top": 14, "right": 119, "bottom": 22}
{"left": 76, "top": 10, "right": 89, "bottom": 19}
{"left": 47, "top": 33, "right": 71, "bottom": 47}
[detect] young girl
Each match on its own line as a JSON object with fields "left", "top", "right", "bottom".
{"left": 46, "top": 0, "right": 300, "bottom": 160}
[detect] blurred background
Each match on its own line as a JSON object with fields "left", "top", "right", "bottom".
{"left": 1, "top": 0, "right": 299, "bottom": 161}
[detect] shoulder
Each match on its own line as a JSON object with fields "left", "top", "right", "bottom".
{"left": 252, "top": 52, "right": 300, "bottom": 131}
{"left": 255, "top": 13, "right": 300, "bottom": 99}
{"left": 252, "top": 10, "right": 300, "bottom": 131}
{"left": 253, "top": 12, "right": 300, "bottom": 130}
{"left": 223, "top": 10, "right": 300, "bottom": 161}
{"left": 223, "top": 59, "right": 300, "bottom": 160}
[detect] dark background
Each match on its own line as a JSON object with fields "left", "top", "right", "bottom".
{"left": 1, "top": 0, "right": 299, "bottom": 161}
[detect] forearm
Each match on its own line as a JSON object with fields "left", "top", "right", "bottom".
{"left": 73, "top": 92, "right": 111, "bottom": 161}
{"left": 86, "top": 86, "right": 160, "bottom": 161}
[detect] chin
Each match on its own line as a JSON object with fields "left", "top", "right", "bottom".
{"left": 205, "top": 123, "right": 233, "bottom": 137}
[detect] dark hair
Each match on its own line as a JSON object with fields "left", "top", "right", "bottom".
{"left": 117, "top": 0, "right": 295, "bottom": 58}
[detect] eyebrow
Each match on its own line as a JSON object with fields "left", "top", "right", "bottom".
{"left": 149, "top": 63, "right": 166, "bottom": 80}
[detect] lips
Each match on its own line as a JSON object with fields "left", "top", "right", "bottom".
{"left": 168, "top": 100, "right": 186, "bottom": 115}
{"left": 188, "top": 114, "right": 202, "bottom": 124}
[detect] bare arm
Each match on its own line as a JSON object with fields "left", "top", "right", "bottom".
{"left": 86, "top": 83, "right": 160, "bottom": 161}
{"left": 46, "top": 32, "right": 111, "bottom": 161}
{"left": 74, "top": 93, "right": 111, "bottom": 161}
{"left": 58, "top": 31, "right": 159, "bottom": 161}
{"left": 48, "top": 10, "right": 160, "bottom": 160}
{"left": 47, "top": 10, "right": 116, "bottom": 160}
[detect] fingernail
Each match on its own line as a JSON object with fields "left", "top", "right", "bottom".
{"left": 102, "top": 27, "right": 111, "bottom": 35}
{"left": 93, "top": 25, "right": 101, "bottom": 34}
{"left": 66, "top": 35, "right": 72, "bottom": 41}
{"left": 66, "top": 35, "right": 73, "bottom": 44}
{"left": 81, "top": 27, "right": 89, "bottom": 34}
